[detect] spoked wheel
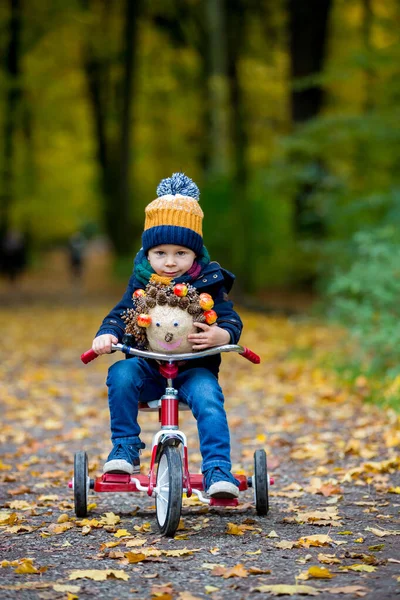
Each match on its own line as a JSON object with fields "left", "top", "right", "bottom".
{"left": 155, "top": 445, "right": 183, "bottom": 537}
{"left": 74, "top": 451, "right": 89, "bottom": 518}
{"left": 254, "top": 449, "right": 269, "bottom": 515}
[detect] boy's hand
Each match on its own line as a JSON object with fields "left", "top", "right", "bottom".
{"left": 92, "top": 334, "right": 118, "bottom": 355}
{"left": 188, "top": 323, "right": 230, "bottom": 351}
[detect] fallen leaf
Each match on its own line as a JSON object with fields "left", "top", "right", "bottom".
{"left": 321, "top": 586, "right": 369, "bottom": 596}
{"left": 69, "top": 569, "right": 129, "bottom": 581}
{"left": 251, "top": 584, "right": 319, "bottom": 595}
{"left": 53, "top": 584, "right": 81, "bottom": 593}
{"left": 211, "top": 563, "right": 248, "bottom": 578}
{"left": 342, "top": 564, "right": 376, "bottom": 573}
{"left": 125, "top": 552, "right": 147, "bottom": 563}
{"left": 300, "top": 566, "right": 335, "bottom": 580}
{"left": 114, "top": 529, "right": 131, "bottom": 538}
{"left": 100, "top": 512, "right": 121, "bottom": 526}
{"left": 365, "top": 526, "right": 400, "bottom": 537}
{"left": 14, "top": 559, "right": 39, "bottom": 574}
{"left": 204, "top": 585, "right": 220, "bottom": 594}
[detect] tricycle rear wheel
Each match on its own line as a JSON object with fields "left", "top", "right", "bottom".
{"left": 155, "top": 445, "right": 183, "bottom": 537}
{"left": 254, "top": 449, "right": 269, "bottom": 515}
{"left": 74, "top": 451, "right": 89, "bottom": 518}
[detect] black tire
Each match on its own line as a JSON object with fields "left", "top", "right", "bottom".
{"left": 254, "top": 449, "right": 269, "bottom": 515}
{"left": 74, "top": 451, "right": 88, "bottom": 518}
{"left": 155, "top": 445, "right": 183, "bottom": 537}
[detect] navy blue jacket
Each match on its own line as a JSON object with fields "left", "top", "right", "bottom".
{"left": 96, "top": 261, "right": 243, "bottom": 376}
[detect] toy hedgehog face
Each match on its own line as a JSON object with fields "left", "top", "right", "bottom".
{"left": 122, "top": 278, "right": 217, "bottom": 354}
{"left": 147, "top": 304, "right": 196, "bottom": 353}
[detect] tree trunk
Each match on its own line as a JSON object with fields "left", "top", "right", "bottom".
{"left": 81, "top": 0, "right": 140, "bottom": 255}
{"left": 288, "top": 0, "right": 332, "bottom": 238}
{"left": 1, "top": 0, "right": 22, "bottom": 235}
{"left": 205, "top": 0, "right": 230, "bottom": 177}
{"left": 226, "top": 0, "right": 251, "bottom": 289}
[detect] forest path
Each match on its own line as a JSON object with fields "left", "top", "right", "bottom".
{"left": 0, "top": 255, "right": 399, "bottom": 600}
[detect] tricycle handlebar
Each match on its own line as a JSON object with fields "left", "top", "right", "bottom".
{"left": 81, "top": 343, "right": 260, "bottom": 365}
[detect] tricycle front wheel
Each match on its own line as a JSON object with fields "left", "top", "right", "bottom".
{"left": 155, "top": 445, "right": 183, "bottom": 537}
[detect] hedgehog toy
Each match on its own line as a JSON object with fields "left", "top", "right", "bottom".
{"left": 122, "top": 276, "right": 217, "bottom": 354}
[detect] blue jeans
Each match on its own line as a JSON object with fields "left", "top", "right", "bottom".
{"left": 106, "top": 358, "right": 232, "bottom": 472}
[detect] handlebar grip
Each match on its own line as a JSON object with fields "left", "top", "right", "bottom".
{"left": 240, "top": 347, "right": 261, "bottom": 364}
{"left": 81, "top": 349, "right": 99, "bottom": 364}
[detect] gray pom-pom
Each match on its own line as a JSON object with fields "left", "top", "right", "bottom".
{"left": 156, "top": 172, "right": 200, "bottom": 200}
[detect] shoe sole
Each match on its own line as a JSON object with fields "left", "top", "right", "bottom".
{"left": 103, "top": 459, "right": 140, "bottom": 475}
{"left": 207, "top": 481, "right": 239, "bottom": 499}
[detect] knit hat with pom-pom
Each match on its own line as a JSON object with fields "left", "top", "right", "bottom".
{"left": 142, "top": 173, "right": 204, "bottom": 255}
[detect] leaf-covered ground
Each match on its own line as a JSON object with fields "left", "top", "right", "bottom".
{"left": 1, "top": 252, "right": 399, "bottom": 600}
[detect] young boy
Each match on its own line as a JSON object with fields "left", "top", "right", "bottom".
{"left": 92, "top": 173, "right": 243, "bottom": 498}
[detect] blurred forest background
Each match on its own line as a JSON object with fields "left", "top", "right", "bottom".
{"left": 1, "top": 0, "right": 400, "bottom": 385}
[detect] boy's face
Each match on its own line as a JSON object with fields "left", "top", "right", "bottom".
{"left": 148, "top": 244, "right": 196, "bottom": 278}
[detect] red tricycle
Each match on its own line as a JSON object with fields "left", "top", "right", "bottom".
{"left": 71, "top": 343, "right": 273, "bottom": 538}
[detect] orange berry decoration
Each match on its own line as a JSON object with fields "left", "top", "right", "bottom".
{"left": 133, "top": 289, "right": 146, "bottom": 298}
{"left": 173, "top": 283, "right": 188, "bottom": 297}
{"left": 199, "top": 293, "right": 214, "bottom": 310}
{"left": 204, "top": 310, "right": 217, "bottom": 325}
{"left": 137, "top": 314, "right": 151, "bottom": 327}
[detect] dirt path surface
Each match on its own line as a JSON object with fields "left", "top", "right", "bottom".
{"left": 1, "top": 253, "right": 399, "bottom": 600}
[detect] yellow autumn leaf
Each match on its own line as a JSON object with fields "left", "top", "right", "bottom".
{"left": 57, "top": 514, "right": 70, "bottom": 523}
{"left": 14, "top": 559, "right": 39, "bottom": 574}
{"left": 0, "top": 512, "right": 18, "bottom": 526}
{"left": 7, "top": 525, "right": 34, "bottom": 534}
{"left": 100, "top": 512, "right": 121, "bottom": 526}
{"left": 204, "top": 585, "right": 220, "bottom": 594}
{"left": 304, "top": 566, "right": 335, "bottom": 579}
{"left": 211, "top": 563, "right": 248, "bottom": 578}
{"left": 69, "top": 569, "right": 129, "bottom": 581}
{"left": 298, "top": 534, "right": 333, "bottom": 547}
{"left": 114, "top": 529, "right": 131, "bottom": 538}
{"left": 275, "top": 540, "right": 298, "bottom": 550}
{"left": 365, "top": 526, "right": 400, "bottom": 537}
{"left": 81, "top": 525, "right": 91, "bottom": 535}
{"left": 125, "top": 552, "right": 147, "bottom": 563}
{"left": 133, "top": 522, "right": 152, "bottom": 533}
{"left": 344, "top": 564, "right": 376, "bottom": 572}
{"left": 125, "top": 538, "right": 146, "bottom": 547}
{"left": 226, "top": 522, "right": 245, "bottom": 535}
{"left": 53, "top": 584, "right": 81, "bottom": 593}
{"left": 48, "top": 522, "right": 74, "bottom": 534}
{"left": 8, "top": 501, "right": 32, "bottom": 510}
{"left": 317, "top": 553, "right": 341, "bottom": 565}
{"left": 251, "top": 584, "right": 319, "bottom": 595}
{"left": 163, "top": 547, "right": 201, "bottom": 557}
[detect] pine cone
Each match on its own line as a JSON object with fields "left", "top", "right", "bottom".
{"left": 168, "top": 295, "right": 179, "bottom": 307}
{"left": 179, "top": 296, "right": 190, "bottom": 309}
{"left": 196, "top": 314, "right": 206, "bottom": 324}
{"left": 147, "top": 297, "right": 156, "bottom": 308}
{"left": 187, "top": 302, "right": 200, "bottom": 315}
{"left": 147, "top": 286, "right": 157, "bottom": 298}
{"left": 157, "top": 290, "right": 167, "bottom": 305}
